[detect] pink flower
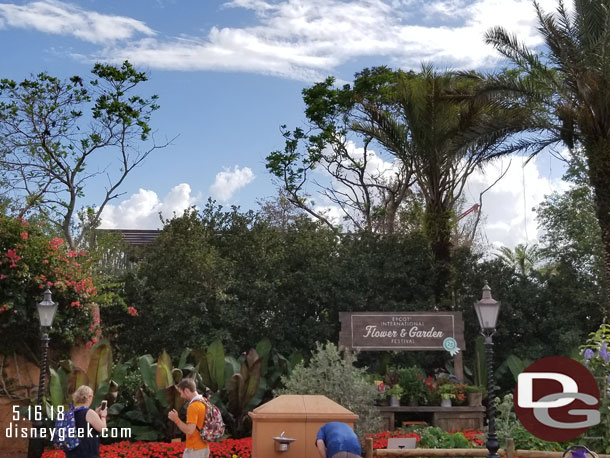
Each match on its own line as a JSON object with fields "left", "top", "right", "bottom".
{"left": 127, "top": 306, "right": 139, "bottom": 317}
{"left": 5, "top": 249, "right": 21, "bottom": 268}
{"left": 0, "top": 274, "right": 6, "bottom": 280}
{"left": 71, "top": 301, "right": 81, "bottom": 308}
{"left": 20, "top": 232, "right": 28, "bottom": 240}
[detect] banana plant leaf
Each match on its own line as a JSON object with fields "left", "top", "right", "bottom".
{"left": 171, "top": 368, "right": 183, "bottom": 385}
{"left": 227, "top": 373, "right": 245, "bottom": 416}
{"left": 87, "top": 340, "right": 112, "bottom": 391}
{"left": 49, "top": 368, "right": 65, "bottom": 407}
{"left": 67, "top": 368, "right": 89, "bottom": 394}
{"left": 107, "top": 380, "right": 119, "bottom": 403}
{"left": 156, "top": 350, "right": 174, "bottom": 389}
{"left": 193, "top": 349, "right": 213, "bottom": 390}
{"left": 178, "top": 348, "right": 191, "bottom": 369}
{"left": 207, "top": 340, "right": 225, "bottom": 392}
{"left": 256, "top": 338, "right": 272, "bottom": 376}
{"left": 138, "top": 355, "right": 157, "bottom": 392}
{"left": 164, "top": 385, "right": 185, "bottom": 412}
{"left": 92, "top": 380, "right": 110, "bottom": 408}
{"left": 243, "top": 350, "right": 263, "bottom": 402}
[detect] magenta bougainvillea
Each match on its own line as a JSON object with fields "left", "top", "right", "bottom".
{"left": 0, "top": 216, "right": 99, "bottom": 353}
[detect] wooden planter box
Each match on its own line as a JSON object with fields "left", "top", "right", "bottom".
{"left": 377, "top": 406, "right": 485, "bottom": 431}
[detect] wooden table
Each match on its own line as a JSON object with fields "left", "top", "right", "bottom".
{"left": 376, "top": 406, "right": 485, "bottom": 431}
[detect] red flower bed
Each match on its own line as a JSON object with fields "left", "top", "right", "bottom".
{"left": 365, "top": 428, "right": 485, "bottom": 449}
{"left": 365, "top": 429, "right": 420, "bottom": 449}
{"left": 42, "top": 437, "right": 252, "bottom": 458}
{"left": 448, "top": 428, "right": 486, "bottom": 447}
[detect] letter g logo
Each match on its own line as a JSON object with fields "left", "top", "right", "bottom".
{"left": 514, "top": 356, "right": 600, "bottom": 442}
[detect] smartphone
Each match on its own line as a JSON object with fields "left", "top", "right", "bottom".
{"left": 100, "top": 400, "right": 107, "bottom": 410}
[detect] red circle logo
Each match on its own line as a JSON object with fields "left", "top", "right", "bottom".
{"left": 514, "top": 356, "right": 600, "bottom": 442}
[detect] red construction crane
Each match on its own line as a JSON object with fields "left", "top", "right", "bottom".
{"left": 458, "top": 203, "right": 479, "bottom": 221}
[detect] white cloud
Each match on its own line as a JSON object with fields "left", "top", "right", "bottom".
{"left": 99, "top": 183, "right": 197, "bottom": 229}
{"left": 0, "top": 0, "right": 154, "bottom": 44}
{"left": 101, "top": 0, "right": 560, "bottom": 79}
{"left": 463, "top": 156, "right": 570, "bottom": 248}
{"left": 210, "top": 166, "right": 255, "bottom": 202}
{"left": 0, "top": 0, "right": 563, "bottom": 80}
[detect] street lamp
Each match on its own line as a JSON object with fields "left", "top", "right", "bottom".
{"left": 474, "top": 282, "right": 501, "bottom": 458}
{"left": 27, "top": 288, "right": 57, "bottom": 458}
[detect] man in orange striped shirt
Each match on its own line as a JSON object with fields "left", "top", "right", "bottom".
{"left": 168, "top": 379, "right": 210, "bottom": 458}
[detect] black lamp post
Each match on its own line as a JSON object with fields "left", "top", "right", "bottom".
{"left": 27, "top": 288, "right": 57, "bottom": 458}
{"left": 474, "top": 282, "right": 501, "bottom": 458}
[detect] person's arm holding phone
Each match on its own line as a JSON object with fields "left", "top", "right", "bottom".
{"left": 89, "top": 400, "right": 108, "bottom": 433}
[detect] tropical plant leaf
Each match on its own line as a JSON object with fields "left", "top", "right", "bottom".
{"left": 87, "top": 340, "right": 112, "bottom": 391}
{"left": 138, "top": 355, "right": 156, "bottom": 392}
{"left": 207, "top": 340, "right": 225, "bottom": 392}
{"left": 156, "top": 350, "right": 173, "bottom": 389}
{"left": 67, "top": 368, "right": 89, "bottom": 395}
{"left": 49, "top": 368, "right": 65, "bottom": 407}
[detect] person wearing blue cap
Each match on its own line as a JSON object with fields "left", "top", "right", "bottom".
{"left": 315, "top": 422, "right": 361, "bottom": 458}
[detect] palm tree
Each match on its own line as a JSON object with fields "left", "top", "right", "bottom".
{"left": 267, "top": 65, "right": 530, "bottom": 301}
{"left": 485, "top": 0, "right": 610, "bottom": 312}
{"left": 496, "top": 243, "right": 541, "bottom": 277}
{"left": 351, "top": 66, "right": 531, "bottom": 300}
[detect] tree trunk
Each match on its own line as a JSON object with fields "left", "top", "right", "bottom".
{"left": 424, "top": 204, "right": 453, "bottom": 304}
{"left": 585, "top": 139, "right": 610, "bottom": 318}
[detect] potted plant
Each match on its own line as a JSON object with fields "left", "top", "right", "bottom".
{"left": 438, "top": 384, "right": 455, "bottom": 407}
{"left": 465, "top": 385, "right": 484, "bottom": 406}
{"left": 374, "top": 380, "right": 389, "bottom": 406}
{"left": 398, "top": 366, "right": 427, "bottom": 406}
{"left": 386, "top": 384, "right": 404, "bottom": 407}
{"left": 452, "top": 383, "right": 468, "bottom": 406}
{"left": 423, "top": 376, "right": 440, "bottom": 405}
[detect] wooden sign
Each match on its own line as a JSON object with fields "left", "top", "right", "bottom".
{"left": 339, "top": 311, "right": 465, "bottom": 351}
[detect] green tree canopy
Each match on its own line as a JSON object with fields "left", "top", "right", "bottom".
{"left": 0, "top": 61, "right": 168, "bottom": 249}
{"left": 486, "top": 0, "right": 610, "bottom": 312}
{"left": 267, "top": 65, "right": 532, "bottom": 301}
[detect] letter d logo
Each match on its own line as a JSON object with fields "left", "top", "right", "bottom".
{"left": 517, "top": 372, "right": 578, "bottom": 408}
{"left": 514, "top": 356, "right": 600, "bottom": 442}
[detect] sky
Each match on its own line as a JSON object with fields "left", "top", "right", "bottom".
{"left": 0, "top": 0, "right": 570, "bottom": 248}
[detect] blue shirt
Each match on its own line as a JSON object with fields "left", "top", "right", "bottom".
{"left": 316, "top": 422, "right": 361, "bottom": 457}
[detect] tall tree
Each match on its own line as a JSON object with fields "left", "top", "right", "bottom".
{"left": 0, "top": 61, "right": 169, "bottom": 249}
{"left": 268, "top": 66, "right": 530, "bottom": 300}
{"left": 496, "top": 243, "right": 541, "bottom": 277}
{"left": 486, "top": 0, "right": 610, "bottom": 313}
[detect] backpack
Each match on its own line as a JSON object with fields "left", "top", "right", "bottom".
{"left": 192, "top": 397, "right": 225, "bottom": 441}
{"left": 53, "top": 405, "right": 86, "bottom": 451}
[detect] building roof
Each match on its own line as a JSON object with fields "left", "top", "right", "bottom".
{"left": 97, "top": 229, "right": 161, "bottom": 246}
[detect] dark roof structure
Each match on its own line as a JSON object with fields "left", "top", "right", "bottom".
{"left": 97, "top": 229, "right": 161, "bottom": 246}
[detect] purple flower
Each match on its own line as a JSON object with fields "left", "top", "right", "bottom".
{"left": 584, "top": 348, "right": 595, "bottom": 363}
{"left": 599, "top": 343, "right": 610, "bottom": 362}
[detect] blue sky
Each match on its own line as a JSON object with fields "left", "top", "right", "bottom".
{"left": 0, "top": 0, "right": 569, "bottom": 247}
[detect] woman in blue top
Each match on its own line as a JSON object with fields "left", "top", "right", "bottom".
{"left": 315, "top": 422, "right": 361, "bottom": 458}
{"left": 65, "top": 385, "right": 107, "bottom": 458}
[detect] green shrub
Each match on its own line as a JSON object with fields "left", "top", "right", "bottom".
{"left": 416, "top": 426, "right": 472, "bottom": 448}
{"left": 275, "top": 341, "right": 383, "bottom": 437}
{"left": 495, "top": 394, "right": 565, "bottom": 451}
